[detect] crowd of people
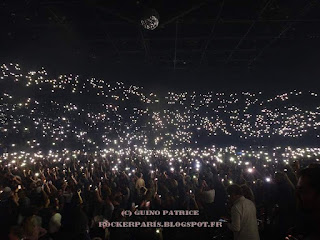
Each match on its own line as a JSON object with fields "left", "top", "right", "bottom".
{"left": 1, "top": 63, "right": 320, "bottom": 240}
{"left": 1, "top": 150, "right": 320, "bottom": 240}
{"left": 1, "top": 63, "right": 320, "bottom": 152}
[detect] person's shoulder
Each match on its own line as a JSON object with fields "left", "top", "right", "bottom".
{"left": 233, "top": 196, "right": 247, "bottom": 207}
{"left": 243, "top": 197, "right": 252, "bottom": 202}
{"left": 244, "top": 198, "right": 256, "bottom": 208}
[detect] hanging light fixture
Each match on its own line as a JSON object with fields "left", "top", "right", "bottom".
{"left": 141, "top": 8, "right": 159, "bottom": 30}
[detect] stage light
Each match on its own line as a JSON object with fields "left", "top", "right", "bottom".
{"left": 141, "top": 8, "right": 159, "bottom": 30}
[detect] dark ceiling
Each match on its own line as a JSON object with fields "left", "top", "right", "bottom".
{"left": 1, "top": 0, "right": 320, "bottom": 91}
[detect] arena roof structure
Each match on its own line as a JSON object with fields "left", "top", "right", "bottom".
{"left": 1, "top": 0, "right": 320, "bottom": 90}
